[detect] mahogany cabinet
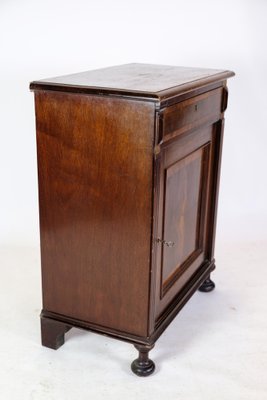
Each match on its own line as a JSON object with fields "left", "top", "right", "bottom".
{"left": 30, "top": 64, "right": 234, "bottom": 376}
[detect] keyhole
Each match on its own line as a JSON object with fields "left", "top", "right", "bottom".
{"left": 195, "top": 104, "right": 198, "bottom": 111}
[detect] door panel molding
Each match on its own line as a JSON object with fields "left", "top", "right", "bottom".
{"left": 154, "top": 124, "right": 217, "bottom": 318}
{"left": 160, "top": 143, "right": 211, "bottom": 297}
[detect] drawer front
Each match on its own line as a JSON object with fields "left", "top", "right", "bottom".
{"left": 161, "top": 87, "right": 223, "bottom": 140}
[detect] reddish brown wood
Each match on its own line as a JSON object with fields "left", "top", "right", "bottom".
{"left": 161, "top": 146, "right": 208, "bottom": 292}
{"left": 30, "top": 63, "right": 234, "bottom": 102}
{"left": 153, "top": 124, "right": 216, "bottom": 318}
{"left": 35, "top": 91, "right": 155, "bottom": 337}
{"left": 161, "top": 87, "right": 223, "bottom": 140}
{"left": 31, "top": 63, "right": 234, "bottom": 376}
{"left": 206, "top": 118, "right": 226, "bottom": 261}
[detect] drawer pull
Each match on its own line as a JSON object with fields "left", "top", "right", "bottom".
{"left": 156, "top": 238, "right": 175, "bottom": 247}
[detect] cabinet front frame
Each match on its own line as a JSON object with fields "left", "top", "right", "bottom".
{"left": 149, "top": 90, "right": 226, "bottom": 332}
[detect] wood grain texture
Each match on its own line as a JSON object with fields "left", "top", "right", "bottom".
{"left": 31, "top": 64, "right": 234, "bottom": 373}
{"left": 153, "top": 124, "right": 215, "bottom": 319}
{"left": 161, "top": 87, "right": 223, "bottom": 139}
{"left": 161, "top": 147, "right": 204, "bottom": 287}
{"left": 35, "top": 90, "right": 155, "bottom": 337}
{"left": 30, "top": 63, "right": 234, "bottom": 103}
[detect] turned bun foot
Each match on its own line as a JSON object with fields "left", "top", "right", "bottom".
{"left": 131, "top": 344, "right": 155, "bottom": 377}
{"left": 198, "top": 277, "right": 215, "bottom": 292}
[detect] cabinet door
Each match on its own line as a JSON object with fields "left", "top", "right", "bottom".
{"left": 153, "top": 121, "right": 222, "bottom": 319}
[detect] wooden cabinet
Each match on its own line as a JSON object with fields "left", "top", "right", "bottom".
{"left": 30, "top": 63, "right": 234, "bottom": 376}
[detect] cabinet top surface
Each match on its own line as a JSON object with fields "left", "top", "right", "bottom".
{"left": 30, "top": 63, "right": 234, "bottom": 100}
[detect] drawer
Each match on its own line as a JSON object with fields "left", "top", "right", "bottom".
{"left": 161, "top": 87, "right": 224, "bottom": 140}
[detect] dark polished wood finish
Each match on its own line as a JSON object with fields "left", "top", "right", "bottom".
{"left": 131, "top": 344, "right": 155, "bottom": 377}
{"left": 41, "top": 316, "right": 71, "bottom": 350}
{"left": 30, "top": 63, "right": 234, "bottom": 103}
{"left": 198, "top": 276, "right": 216, "bottom": 292}
{"left": 35, "top": 91, "right": 154, "bottom": 337}
{"left": 31, "top": 63, "right": 234, "bottom": 376}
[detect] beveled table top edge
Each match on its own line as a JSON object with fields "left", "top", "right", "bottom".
{"left": 30, "top": 63, "right": 235, "bottom": 104}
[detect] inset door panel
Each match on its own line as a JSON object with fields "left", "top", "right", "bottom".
{"left": 161, "top": 144, "right": 210, "bottom": 296}
{"left": 154, "top": 124, "right": 215, "bottom": 318}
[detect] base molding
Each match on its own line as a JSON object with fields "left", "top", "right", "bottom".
{"left": 152, "top": 258, "right": 215, "bottom": 342}
{"left": 41, "top": 310, "right": 150, "bottom": 346}
{"left": 41, "top": 259, "right": 215, "bottom": 347}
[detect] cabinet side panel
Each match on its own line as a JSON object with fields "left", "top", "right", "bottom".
{"left": 35, "top": 91, "right": 155, "bottom": 337}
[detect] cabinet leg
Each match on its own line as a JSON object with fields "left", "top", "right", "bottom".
{"left": 40, "top": 316, "right": 71, "bottom": 350}
{"left": 131, "top": 344, "right": 155, "bottom": 377}
{"left": 198, "top": 275, "right": 215, "bottom": 292}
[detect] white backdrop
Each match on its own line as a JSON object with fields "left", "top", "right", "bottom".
{"left": 1, "top": 0, "right": 266, "bottom": 245}
{"left": 1, "top": 2, "right": 267, "bottom": 399}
